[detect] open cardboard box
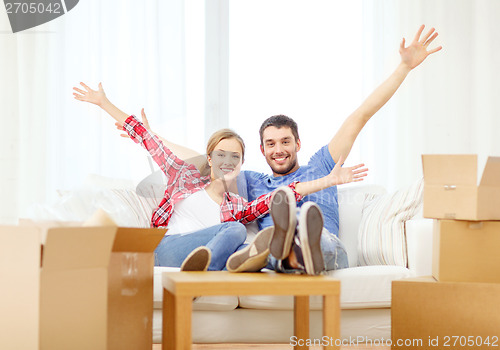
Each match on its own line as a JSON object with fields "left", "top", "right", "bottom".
{"left": 40, "top": 225, "right": 117, "bottom": 350}
{"left": 107, "top": 227, "right": 165, "bottom": 350}
{"left": 1, "top": 218, "right": 165, "bottom": 350}
{"left": 392, "top": 277, "right": 500, "bottom": 350}
{"left": 432, "top": 219, "right": 500, "bottom": 283}
{"left": 0, "top": 225, "right": 41, "bottom": 350}
{"left": 422, "top": 155, "right": 500, "bottom": 220}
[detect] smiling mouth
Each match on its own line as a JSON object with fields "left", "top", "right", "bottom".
{"left": 220, "top": 167, "right": 235, "bottom": 174}
{"left": 273, "top": 156, "right": 289, "bottom": 164}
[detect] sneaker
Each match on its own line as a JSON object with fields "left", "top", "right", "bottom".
{"left": 296, "top": 202, "right": 325, "bottom": 275}
{"left": 269, "top": 186, "right": 297, "bottom": 260}
{"left": 181, "top": 246, "right": 211, "bottom": 271}
{"left": 226, "top": 227, "right": 273, "bottom": 272}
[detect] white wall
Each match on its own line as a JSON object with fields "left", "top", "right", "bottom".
{"left": 228, "top": 0, "right": 500, "bottom": 192}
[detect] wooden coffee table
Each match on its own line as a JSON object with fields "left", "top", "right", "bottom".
{"left": 162, "top": 271, "right": 340, "bottom": 350}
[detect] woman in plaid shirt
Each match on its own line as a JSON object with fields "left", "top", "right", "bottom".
{"left": 73, "top": 83, "right": 367, "bottom": 271}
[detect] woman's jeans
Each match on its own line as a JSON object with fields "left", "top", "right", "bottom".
{"left": 154, "top": 221, "right": 247, "bottom": 271}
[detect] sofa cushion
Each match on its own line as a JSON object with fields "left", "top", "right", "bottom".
{"left": 357, "top": 179, "right": 423, "bottom": 267}
{"left": 337, "top": 184, "right": 387, "bottom": 267}
{"left": 238, "top": 265, "right": 412, "bottom": 310}
{"left": 28, "top": 174, "right": 160, "bottom": 227}
{"left": 153, "top": 267, "right": 239, "bottom": 311}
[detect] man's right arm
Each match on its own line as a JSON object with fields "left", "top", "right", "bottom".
{"left": 327, "top": 25, "right": 442, "bottom": 164}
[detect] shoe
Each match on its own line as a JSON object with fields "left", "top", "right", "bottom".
{"left": 226, "top": 227, "right": 273, "bottom": 272}
{"left": 296, "top": 202, "right": 325, "bottom": 275}
{"left": 181, "top": 246, "right": 211, "bottom": 271}
{"left": 269, "top": 186, "right": 297, "bottom": 260}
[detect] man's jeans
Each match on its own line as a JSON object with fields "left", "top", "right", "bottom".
{"left": 267, "top": 229, "right": 349, "bottom": 272}
{"left": 154, "top": 221, "right": 247, "bottom": 271}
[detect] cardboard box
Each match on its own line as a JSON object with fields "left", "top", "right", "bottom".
{"left": 0, "top": 226, "right": 41, "bottom": 350}
{"left": 1, "top": 221, "right": 165, "bottom": 350}
{"left": 1, "top": 223, "right": 116, "bottom": 350}
{"left": 40, "top": 226, "right": 117, "bottom": 350}
{"left": 432, "top": 219, "right": 500, "bottom": 283}
{"left": 107, "top": 227, "right": 165, "bottom": 350}
{"left": 392, "top": 277, "right": 500, "bottom": 350}
{"left": 422, "top": 155, "right": 500, "bottom": 220}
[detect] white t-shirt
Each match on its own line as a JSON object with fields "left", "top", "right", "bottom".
{"left": 166, "top": 189, "right": 221, "bottom": 236}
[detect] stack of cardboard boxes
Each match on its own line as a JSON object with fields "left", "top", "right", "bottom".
{"left": 392, "top": 155, "right": 500, "bottom": 350}
{"left": 0, "top": 217, "right": 165, "bottom": 350}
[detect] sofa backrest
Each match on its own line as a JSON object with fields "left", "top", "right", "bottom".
{"left": 337, "top": 184, "right": 386, "bottom": 267}
{"left": 39, "top": 174, "right": 386, "bottom": 269}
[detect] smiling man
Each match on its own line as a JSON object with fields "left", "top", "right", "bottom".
{"left": 240, "top": 114, "right": 349, "bottom": 274}
{"left": 239, "top": 25, "right": 442, "bottom": 274}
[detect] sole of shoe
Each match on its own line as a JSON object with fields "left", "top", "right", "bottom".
{"left": 298, "top": 202, "right": 324, "bottom": 275}
{"left": 269, "top": 187, "right": 297, "bottom": 260}
{"left": 226, "top": 227, "right": 273, "bottom": 272}
{"left": 181, "top": 246, "right": 212, "bottom": 271}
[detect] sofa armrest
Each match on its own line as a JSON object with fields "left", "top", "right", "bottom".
{"left": 405, "top": 218, "right": 433, "bottom": 276}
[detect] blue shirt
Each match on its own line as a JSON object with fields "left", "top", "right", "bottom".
{"left": 237, "top": 145, "right": 339, "bottom": 235}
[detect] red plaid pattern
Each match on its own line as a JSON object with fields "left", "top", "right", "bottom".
{"left": 124, "top": 115, "right": 303, "bottom": 228}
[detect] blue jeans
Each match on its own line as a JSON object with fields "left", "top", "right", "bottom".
{"left": 267, "top": 228, "right": 349, "bottom": 272}
{"left": 154, "top": 221, "right": 247, "bottom": 271}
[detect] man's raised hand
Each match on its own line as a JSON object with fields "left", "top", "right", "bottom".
{"left": 399, "top": 25, "right": 442, "bottom": 70}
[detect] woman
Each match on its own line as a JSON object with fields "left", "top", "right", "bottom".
{"left": 73, "top": 82, "right": 367, "bottom": 271}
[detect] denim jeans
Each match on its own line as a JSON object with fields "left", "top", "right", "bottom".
{"left": 267, "top": 228, "right": 349, "bottom": 272}
{"left": 154, "top": 221, "right": 247, "bottom": 271}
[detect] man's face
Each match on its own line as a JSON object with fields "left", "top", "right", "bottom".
{"left": 260, "top": 126, "right": 301, "bottom": 176}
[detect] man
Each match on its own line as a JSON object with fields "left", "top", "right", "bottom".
{"left": 121, "top": 25, "right": 442, "bottom": 275}
{"left": 233, "top": 24, "right": 442, "bottom": 274}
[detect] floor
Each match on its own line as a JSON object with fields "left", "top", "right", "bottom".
{"left": 152, "top": 344, "right": 391, "bottom": 349}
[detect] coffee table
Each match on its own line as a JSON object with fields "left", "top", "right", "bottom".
{"left": 162, "top": 271, "right": 340, "bottom": 350}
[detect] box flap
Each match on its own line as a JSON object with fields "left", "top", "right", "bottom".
{"left": 480, "top": 156, "right": 500, "bottom": 186}
{"left": 422, "top": 154, "right": 477, "bottom": 185}
{"left": 42, "top": 227, "right": 116, "bottom": 270}
{"left": 112, "top": 228, "right": 166, "bottom": 253}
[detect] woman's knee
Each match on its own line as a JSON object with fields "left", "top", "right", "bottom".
{"left": 222, "top": 221, "right": 247, "bottom": 241}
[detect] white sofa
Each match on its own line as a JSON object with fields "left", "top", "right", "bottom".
{"left": 151, "top": 184, "right": 434, "bottom": 344}
{"left": 29, "top": 177, "right": 432, "bottom": 343}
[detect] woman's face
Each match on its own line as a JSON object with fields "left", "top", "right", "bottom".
{"left": 208, "top": 138, "right": 243, "bottom": 181}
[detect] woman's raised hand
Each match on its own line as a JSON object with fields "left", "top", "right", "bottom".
{"left": 73, "top": 82, "right": 107, "bottom": 106}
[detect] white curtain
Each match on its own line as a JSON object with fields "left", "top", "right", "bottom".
{"left": 2, "top": 0, "right": 499, "bottom": 224}
{"left": 1, "top": 0, "right": 206, "bottom": 223}
{"left": 360, "top": 0, "right": 500, "bottom": 191}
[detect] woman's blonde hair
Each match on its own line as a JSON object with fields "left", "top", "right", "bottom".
{"left": 206, "top": 128, "right": 245, "bottom": 161}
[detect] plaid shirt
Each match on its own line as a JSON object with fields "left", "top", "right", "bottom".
{"left": 124, "top": 115, "right": 303, "bottom": 228}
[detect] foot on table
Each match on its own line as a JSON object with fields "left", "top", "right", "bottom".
{"left": 226, "top": 227, "right": 273, "bottom": 272}
{"left": 181, "top": 246, "right": 211, "bottom": 271}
